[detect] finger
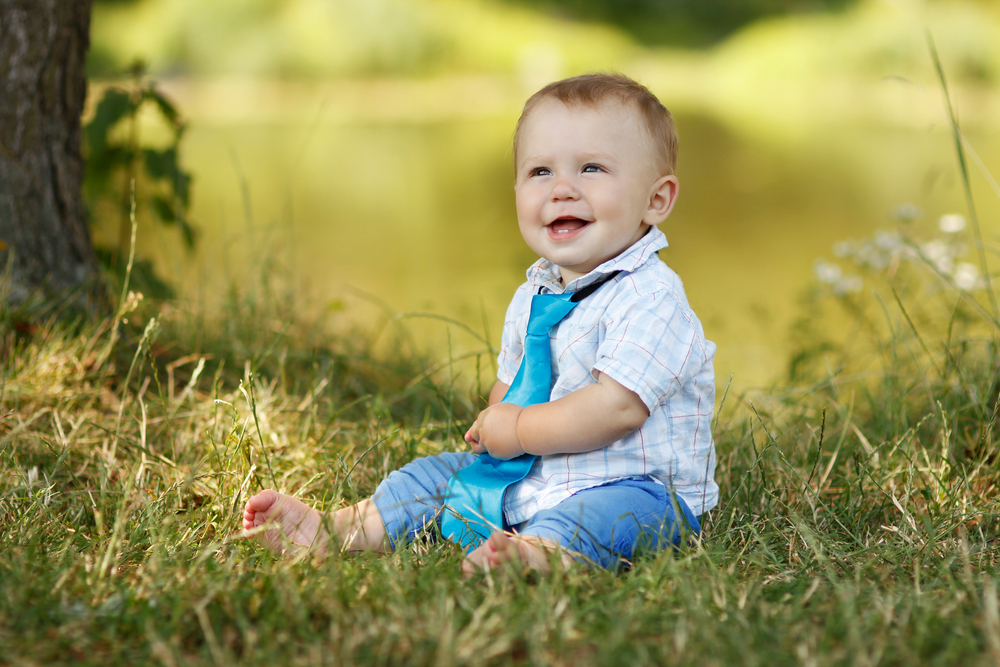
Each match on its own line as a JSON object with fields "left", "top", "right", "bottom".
{"left": 465, "top": 419, "right": 481, "bottom": 443}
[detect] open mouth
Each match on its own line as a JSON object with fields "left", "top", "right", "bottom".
{"left": 547, "top": 217, "right": 590, "bottom": 237}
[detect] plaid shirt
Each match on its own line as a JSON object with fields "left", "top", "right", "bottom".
{"left": 499, "top": 227, "right": 718, "bottom": 524}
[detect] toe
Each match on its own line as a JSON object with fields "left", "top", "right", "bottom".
{"left": 487, "top": 531, "right": 515, "bottom": 553}
{"left": 245, "top": 489, "right": 278, "bottom": 513}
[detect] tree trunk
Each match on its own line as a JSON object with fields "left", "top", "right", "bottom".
{"left": 0, "top": 0, "right": 99, "bottom": 307}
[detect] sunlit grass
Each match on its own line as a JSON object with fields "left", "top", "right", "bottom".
{"left": 4, "top": 199, "right": 1000, "bottom": 664}
{"left": 7, "top": 8, "right": 1000, "bottom": 660}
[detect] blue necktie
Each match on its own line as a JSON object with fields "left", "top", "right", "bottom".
{"left": 440, "top": 272, "right": 619, "bottom": 551}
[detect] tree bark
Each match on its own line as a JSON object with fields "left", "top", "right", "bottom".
{"left": 0, "top": 0, "right": 99, "bottom": 307}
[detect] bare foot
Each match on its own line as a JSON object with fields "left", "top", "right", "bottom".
{"left": 462, "top": 531, "right": 576, "bottom": 575}
{"left": 242, "top": 490, "right": 390, "bottom": 558}
{"left": 242, "top": 489, "right": 327, "bottom": 557}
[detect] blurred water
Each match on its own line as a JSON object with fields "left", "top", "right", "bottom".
{"left": 103, "top": 87, "right": 1000, "bottom": 391}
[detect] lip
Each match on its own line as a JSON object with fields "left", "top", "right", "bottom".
{"left": 546, "top": 217, "right": 590, "bottom": 241}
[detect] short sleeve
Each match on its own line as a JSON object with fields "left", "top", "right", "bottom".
{"left": 592, "top": 288, "right": 709, "bottom": 413}
{"left": 496, "top": 284, "right": 532, "bottom": 386}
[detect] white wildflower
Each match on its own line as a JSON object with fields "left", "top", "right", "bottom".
{"left": 875, "top": 231, "right": 901, "bottom": 251}
{"left": 856, "top": 242, "right": 888, "bottom": 270}
{"left": 953, "top": 262, "right": 980, "bottom": 290}
{"left": 920, "top": 240, "right": 954, "bottom": 274}
{"left": 939, "top": 213, "right": 966, "bottom": 234}
{"left": 893, "top": 203, "right": 922, "bottom": 222}
{"left": 834, "top": 275, "right": 864, "bottom": 295}
{"left": 815, "top": 261, "right": 842, "bottom": 284}
{"left": 833, "top": 241, "right": 856, "bottom": 258}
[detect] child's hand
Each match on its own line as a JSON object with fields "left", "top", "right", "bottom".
{"left": 464, "top": 416, "right": 487, "bottom": 453}
{"left": 465, "top": 403, "right": 525, "bottom": 460}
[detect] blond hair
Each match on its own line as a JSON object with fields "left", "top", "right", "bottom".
{"left": 513, "top": 73, "right": 678, "bottom": 175}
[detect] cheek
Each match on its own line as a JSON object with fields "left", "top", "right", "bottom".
{"left": 514, "top": 205, "right": 532, "bottom": 236}
{"left": 597, "top": 190, "right": 641, "bottom": 224}
{"left": 514, "top": 190, "right": 539, "bottom": 225}
{"left": 517, "top": 220, "right": 542, "bottom": 253}
{"left": 585, "top": 186, "right": 616, "bottom": 212}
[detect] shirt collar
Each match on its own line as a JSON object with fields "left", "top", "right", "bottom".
{"left": 525, "top": 227, "right": 669, "bottom": 294}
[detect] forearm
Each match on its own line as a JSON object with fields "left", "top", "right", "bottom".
{"left": 488, "top": 380, "right": 509, "bottom": 406}
{"left": 467, "top": 375, "right": 648, "bottom": 459}
{"left": 516, "top": 373, "right": 649, "bottom": 456}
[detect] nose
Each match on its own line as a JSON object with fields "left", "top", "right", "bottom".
{"left": 550, "top": 174, "right": 579, "bottom": 201}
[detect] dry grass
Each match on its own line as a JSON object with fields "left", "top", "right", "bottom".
{"left": 2, "top": 248, "right": 1000, "bottom": 666}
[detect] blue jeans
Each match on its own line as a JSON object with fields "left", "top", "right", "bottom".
{"left": 371, "top": 452, "right": 700, "bottom": 569}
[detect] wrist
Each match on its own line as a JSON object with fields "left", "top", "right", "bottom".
{"left": 513, "top": 406, "right": 529, "bottom": 456}
{"left": 514, "top": 408, "right": 528, "bottom": 456}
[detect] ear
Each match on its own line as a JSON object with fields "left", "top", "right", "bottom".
{"left": 642, "top": 174, "right": 679, "bottom": 226}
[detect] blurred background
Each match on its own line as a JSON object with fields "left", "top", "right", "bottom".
{"left": 84, "top": 0, "right": 1000, "bottom": 391}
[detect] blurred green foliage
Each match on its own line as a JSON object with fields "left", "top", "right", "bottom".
{"left": 505, "top": 0, "right": 856, "bottom": 46}
{"left": 84, "top": 61, "right": 194, "bottom": 298}
{"left": 87, "top": 0, "right": 631, "bottom": 79}
{"left": 87, "top": 0, "right": 1000, "bottom": 85}
{"left": 91, "top": 0, "right": 858, "bottom": 50}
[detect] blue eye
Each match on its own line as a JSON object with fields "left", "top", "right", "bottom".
{"left": 530, "top": 167, "right": 551, "bottom": 177}
{"left": 582, "top": 164, "right": 604, "bottom": 173}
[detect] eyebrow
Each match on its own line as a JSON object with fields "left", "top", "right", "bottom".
{"left": 576, "top": 151, "right": 616, "bottom": 162}
{"left": 518, "top": 150, "right": 618, "bottom": 166}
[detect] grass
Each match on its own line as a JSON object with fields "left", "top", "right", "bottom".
{"left": 5, "top": 67, "right": 1000, "bottom": 667}
{"left": 3, "top": 235, "right": 1000, "bottom": 666}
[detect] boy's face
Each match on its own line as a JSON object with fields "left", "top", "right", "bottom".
{"left": 514, "top": 98, "right": 678, "bottom": 285}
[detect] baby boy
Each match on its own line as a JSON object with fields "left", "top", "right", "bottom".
{"left": 243, "top": 73, "right": 718, "bottom": 573}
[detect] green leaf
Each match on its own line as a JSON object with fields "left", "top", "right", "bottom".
{"left": 85, "top": 88, "right": 132, "bottom": 154}
{"left": 143, "top": 148, "right": 178, "bottom": 181}
{"left": 150, "top": 195, "right": 197, "bottom": 249}
{"left": 84, "top": 146, "right": 133, "bottom": 200}
{"left": 174, "top": 169, "right": 192, "bottom": 207}
{"left": 144, "top": 85, "right": 182, "bottom": 130}
{"left": 144, "top": 148, "right": 192, "bottom": 207}
{"left": 178, "top": 216, "right": 197, "bottom": 249}
{"left": 150, "top": 195, "right": 176, "bottom": 223}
